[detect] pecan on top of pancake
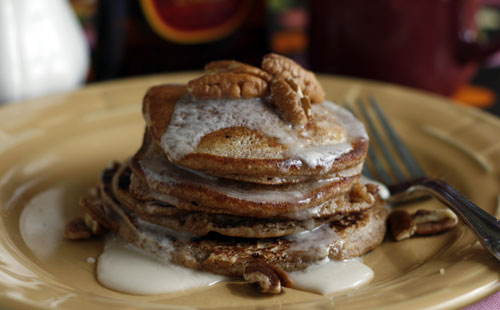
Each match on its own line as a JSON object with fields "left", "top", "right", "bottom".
{"left": 144, "top": 54, "right": 367, "bottom": 184}
{"left": 187, "top": 54, "right": 325, "bottom": 126}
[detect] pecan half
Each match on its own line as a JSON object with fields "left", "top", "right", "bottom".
{"left": 388, "top": 210, "right": 417, "bottom": 241}
{"left": 349, "top": 182, "right": 376, "bottom": 204}
{"left": 413, "top": 209, "right": 458, "bottom": 235}
{"left": 389, "top": 208, "right": 458, "bottom": 241}
{"left": 187, "top": 72, "right": 268, "bottom": 99}
{"left": 64, "top": 217, "right": 93, "bottom": 240}
{"left": 270, "top": 79, "right": 312, "bottom": 126}
{"left": 267, "top": 264, "right": 294, "bottom": 288}
{"left": 84, "top": 213, "right": 107, "bottom": 235}
{"left": 243, "top": 264, "right": 294, "bottom": 294}
{"left": 365, "top": 183, "right": 379, "bottom": 195}
{"left": 64, "top": 214, "right": 107, "bottom": 240}
{"left": 205, "top": 60, "right": 272, "bottom": 82}
{"left": 262, "top": 53, "right": 325, "bottom": 103}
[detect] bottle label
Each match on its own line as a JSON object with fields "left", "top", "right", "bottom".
{"left": 140, "top": 0, "right": 251, "bottom": 44}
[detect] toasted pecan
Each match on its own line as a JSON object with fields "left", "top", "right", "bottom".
{"left": 84, "top": 213, "right": 107, "bottom": 235}
{"left": 388, "top": 210, "right": 417, "bottom": 241}
{"left": 413, "top": 209, "right": 458, "bottom": 235}
{"left": 243, "top": 264, "right": 293, "bottom": 294}
{"left": 64, "top": 217, "right": 93, "bottom": 240}
{"left": 270, "top": 79, "right": 311, "bottom": 126}
{"left": 389, "top": 208, "right": 458, "bottom": 241}
{"left": 205, "top": 60, "right": 272, "bottom": 82}
{"left": 64, "top": 214, "right": 107, "bottom": 240}
{"left": 349, "top": 182, "right": 375, "bottom": 204}
{"left": 187, "top": 72, "right": 268, "bottom": 99}
{"left": 262, "top": 53, "right": 325, "bottom": 103}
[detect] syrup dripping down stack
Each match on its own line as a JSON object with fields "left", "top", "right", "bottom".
{"left": 77, "top": 54, "right": 388, "bottom": 277}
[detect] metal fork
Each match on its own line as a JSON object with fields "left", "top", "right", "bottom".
{"left": 346, "top": 97, "right": 500, "bottom": 261}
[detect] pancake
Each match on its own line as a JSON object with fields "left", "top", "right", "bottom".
{"left": 130, "top": 131, "right": 375, "bottom": 220}
{"left": 67, "top": 54, "right": 388, "bottom": 285}
{"left": 143, "top": 84, "right": 369, "bottom": 185}
{"left": 79, "top": 169, "right": 387, "bottom": 277}
{"left": 107, "top": 161, "right": 376, "bottom": 238}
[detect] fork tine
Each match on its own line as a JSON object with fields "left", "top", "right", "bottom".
{"left": 365, "top": 139, "right": 393, "bottom": 185}
{"left": 343, "top": 101, "right": 375, "bottom": 180}
{"left": 356, "top": 99, "right": 408, "bottom": 184}
{"left": 361, "top": 162, "right": 375, "bottom": 180}
{"left": 368, "top": 97, "right": 425, "bottom": 178}
{"left": 344, "top": 101, "right": 391, "bottom": 184}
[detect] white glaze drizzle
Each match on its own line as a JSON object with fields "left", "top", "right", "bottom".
{"left": 160, "top": 96, "right": 367, "bottom": 171}
{"left": 140, "top": 141, "right": 363, "bottom": 205}
{"left": 284, "top": 224, "right": 343, "bottom": 258}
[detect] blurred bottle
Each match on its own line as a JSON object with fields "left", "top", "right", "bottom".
{"left": 94, "top": 0, "right": 269, "bottom": 80}
{"left": 0, "top": 0, "right": 89, "bottom": 103}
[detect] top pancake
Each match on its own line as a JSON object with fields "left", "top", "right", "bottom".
{"left": 143, "top": 84, "right": 369, "bottom": 185}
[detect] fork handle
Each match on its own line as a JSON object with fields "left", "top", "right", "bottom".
{"left": 393, "top": 177, "right": 500, "bottom": 261}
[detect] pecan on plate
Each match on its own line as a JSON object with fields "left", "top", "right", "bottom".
{"left": 413, "top": 209, "right": 458, "bottom": 235}
{"left": 64, "top": 217, "right": 94, "bottom": 240}
{"left": 388, "top": 208, "right": 459, "bottom": 241}
{"left": 84, "top": 213, "right": 107, "bottom": 235}
{"left": 388, "top": 210, "right": 417, "bottom": 241}
{"left": 243, "top": 264, "right": 294, "bottom": 294}
{"left": 64, "top": 213, "right": 107, "bottom": 240}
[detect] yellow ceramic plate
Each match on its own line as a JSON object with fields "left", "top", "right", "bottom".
{"left": 0, "top": 74, "right": 499, "bottom": 310}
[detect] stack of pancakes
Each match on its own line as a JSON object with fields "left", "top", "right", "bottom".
{"left": 78, "top": 55, "right": 387, "bottom": 277}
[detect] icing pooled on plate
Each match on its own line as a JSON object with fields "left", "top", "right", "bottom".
{"left": 97, "top": 236, "right": 224, "bottom": 295}
{"left": 290, "top": 258, "right": 374, "bottom": 295}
